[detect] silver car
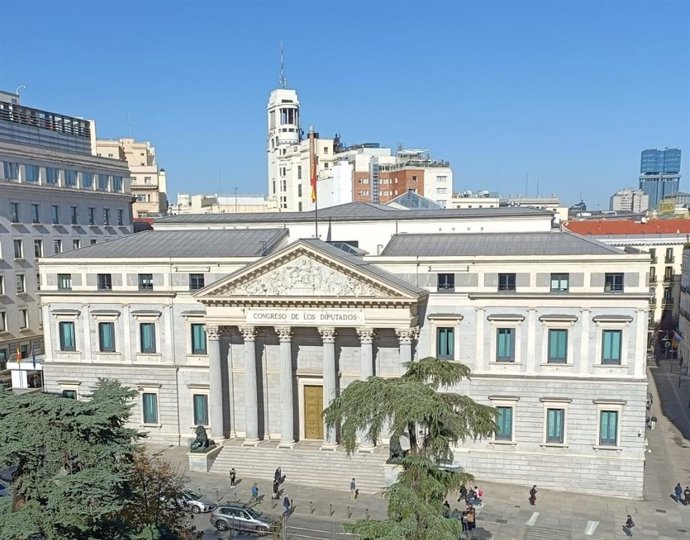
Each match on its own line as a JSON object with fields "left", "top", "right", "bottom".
{"left": 210, "top": 503, "right": 278, "bottom": 534}
{"left": 0, "top": 479, "right": 11, "bottom": 497}
{"left": 175, "top": 489, "right": 216, "bottom": 513}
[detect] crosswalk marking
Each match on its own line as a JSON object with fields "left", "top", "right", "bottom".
{"left": 525, "top": 511, "right": 540, "bottom": 526}
{"left": 585, "top": 520, "right": 599, "bottom": 535}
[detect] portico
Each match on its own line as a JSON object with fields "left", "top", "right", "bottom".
{"left": 195, "top": 239, "right": 426, "bottom": 448}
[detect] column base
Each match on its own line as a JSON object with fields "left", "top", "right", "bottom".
{"left": 319, "top": 442, "right": 338, "bottom": 451}
{"left": 357, "top": 444, "right": 376, "bottom": 453}
{"left": 277, "top": 440, "right": 295, "bottom": 449}
{"left": 242, "top": 438, "right": 260, "bottom": 447}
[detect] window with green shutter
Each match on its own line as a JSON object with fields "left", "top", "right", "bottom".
{"left": 599, "top": 410, "right": 618, "bottom": 445}
{"left": 436, "top": 327, "right": 454, "bottom": 360}
{"left": 547, "top": 329, "right": 568, "bottom": 363}
{"left": 601, "top": 330, "right": 622, "bottom": 365}
{"left": 496, "top": 406, "right": 513, "bottom": 440}
{"left": 496, "top": 328, "right": 515, "bottom": 362}
{"left": 546, "top": 408, "right": 564, "bottom": 443}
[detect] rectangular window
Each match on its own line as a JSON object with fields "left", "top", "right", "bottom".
{"left": 51, "top": 205, "right": 59, "bottom": 224}
{"left": 142, "top": 393, "right": 158, "bottom": 424}
{"left": 3, "top": 161, "right": 19, "bottom": 180}
{"left": 82, "top": 172, "right": 93, "bottom": 189}
{"left": 19, "top": 308, "right": 28, "bottom": 328}
{"left": 189, "top": 273, "right": 205, "bottom": 290}
{"left": 98, "top": 174, "right": 109, "bottom": 190}
{"left": 65, "top": 170, "right": 77, "bottom": 187}
{"left": 71, "top": 206, "right": 78, "bottom": 224}
{"left": 140, "top": 323, "right": 156, "bottom": 353}
{"left": 16, "top": 274, "right": 25, "bottom": 293}
{"left": 297, "top": 165, "right": 302, "bottom": 179}
{"left": 13, "top": 239, "right": 23, "bottom": 258}
{"left": 54, "top": 239, "right": 62, "bottom": 254}
{"left": 436, "top": 327, "right": 454, "bottom": 360}
{"left": 98, "top": 322, "right": 115, "bottom": 352}
{"left": 193, "top": 394, "right": 209, "bottom": 426}
{"left": 0, "top": 312, "right": 6, "bottom": 332}
{"left": 604, "top": 273, "right": 624, "bottom": 293}
{"left": 649, "top": 248, "right": 657, "bottom": 263}
{"left": 10, "top": 202, "right": 19, "bottom": 222}
{"left": 546, "top": 408, "right": 565, "bottom": 443}
{"left": 46, "top": 167, "right": 59, "bottom": 184}
{"left": 138, "top": 273, "right": 153, "bottom": 291}
{"left": 0, "top": 276, "right": 4, "bottom": 294}
{"left": 599, "top": 410, "right": 618, "bottom": 446}
{"left": 498, "top": 273, "right": 516, "bottom": 292}
{"left": 495, "top": 406, "right": 513, "bottom": 441}
{"left": 91, "top": 239, "right": 97, "bottom": 245}
{"left": 191, "top": 324, "right": 207, "bottom": 354}
{"left": 496, "top": 328, "right": 515, "bottom": 362}
{"left": 117, "top": 209, "right": 124, "bottom": 226}
{"left": 601, "top": 330, "right": 622, "bottom": 365}
{"left": 88, "top": 207, "right": 95, "bottom": 225}
{"left": 31, "top": 203, "right": 40, "bottom": 223}
{"left": 550, "top": 273, "right": 569, "bottom": 293}
{"left": 97, "top": 274, "right": 112, "bottom": 290}
{"left": 62, "top": 389, "right": 77, "bottom": 399}
{"left": 24, "top": 165, "right": 39, "bottom": 183}
{"left": 103, "top": 209, "right": 110, "bottom": 225}
{"left": 547, "top": 329, "right": 568, "bottom": 363}
{"left": 72, "top": 239, "right": 80, "bottom": 250}
{"left": 112, "top": 176, "right": 123, "bottom": 192}
{"left": 59, "top": 321, "right": 76, "bottom": 351}
{"left": 58, "top": 273, "right": 72, "bottom": 290}
{"left": 665, "top": 247, "right": 674, "bottom": 263}
{"left": 33, "top": 239, "right": 43, "bottom": 259}
{"left": 437, "top": 273, "right": 455, "bottom": 292}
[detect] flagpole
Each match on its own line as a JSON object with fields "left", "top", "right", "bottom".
{"left": 309, "top": 126, "right": 319, "bottom": 238}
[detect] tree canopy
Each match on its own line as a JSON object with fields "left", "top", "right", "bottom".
{"left": 323, "top": 357, "right": 496, "bottom": 540}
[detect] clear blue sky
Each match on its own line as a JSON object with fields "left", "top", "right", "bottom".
{"left": 2, "top": 0, "right": 689, "bottom": 208}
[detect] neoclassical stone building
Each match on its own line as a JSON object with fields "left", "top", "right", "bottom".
{"left": 38, "top": 205, "right": 651, "bottom": 497}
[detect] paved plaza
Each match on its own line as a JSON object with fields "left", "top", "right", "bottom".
{"left": 155, "top": 357, "right": 690, "bottom": 539}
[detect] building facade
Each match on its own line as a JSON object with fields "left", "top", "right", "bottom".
{"left": 40, "top": 207, "right": 649, "bottom": 498}
{"left": 95, "top": 138, "right": 168, "bottom": 217}
{"left": 677, "top": 245, "right": 690, "bottom": 375}
{"left": 639, "top": 148, "right": 682, "bottom": 210}
{"left": 610, "top": 188, "right": 649, "bottom": 213}
{"left": 170, "top": 193, "right": 278, "bottom": 215}
{"left": 0, "top": 92, "right": 132, "bottom": 387}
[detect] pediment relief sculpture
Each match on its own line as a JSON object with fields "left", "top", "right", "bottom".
{"left": 217, "top": 255, "right": 386, "bottom": 298}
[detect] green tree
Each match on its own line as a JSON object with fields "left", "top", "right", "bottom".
{"left": 323, "top": 357, "right": 496, "bottom": 540}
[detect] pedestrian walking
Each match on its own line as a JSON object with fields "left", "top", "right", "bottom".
{"left": 251, "top": 482, "right": 259, "bottom": 501}
{"left": 623, "top": 514, "right": 635, "bottom": 536}
{"left": 229, "top": 467, "right": 237, "bottom": 488}
{"left": 282, "top": 496, "right": 291, "bottom": 516}
{"left": 685, "top": 486, "right": 690, "bottom": 506}
{"left": 529, "top": 485, "right": 537, "bottom": 506}
{"left": 350, "top": 478, "right": 357, "bottom": 500}
{"left": 442, "top": 500, "right": 450, "bottom": 518}
{"left": 272, "top": 480, "right": 280, "bottom": 500}
{"left": 274, "top": 466, "right": 282, "bottom": 484}
{"left": 466, "top": 505, "right": 476, "bottom": 531}
{"left": 674, "top": 482, "right": 683, "bottom": 503}
{"left": 457, "top": 484, "right": 467, "bottom": 502}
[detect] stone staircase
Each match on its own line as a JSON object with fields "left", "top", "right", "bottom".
{"left": 209, "top": 439, "right": 389, "bottom": 494}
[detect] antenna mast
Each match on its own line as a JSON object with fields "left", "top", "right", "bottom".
{"left": 279, "top": 42, "right": 287, "bottom": 89}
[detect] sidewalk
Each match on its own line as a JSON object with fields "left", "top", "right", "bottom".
{"left": 150, "top": 362, "right": 690, "bottom": 539}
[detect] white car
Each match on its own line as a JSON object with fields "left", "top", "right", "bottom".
{"left": 175, "top": 489, "right": 216, "bottom": 513}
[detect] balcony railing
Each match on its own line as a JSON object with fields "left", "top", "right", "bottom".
{"left": 665, "top": 255, "right": 676, "bottom": 264}
{"left": 664, "top": 275, "right": 673, "bottom": 283}
{"left": 650, "top": 275, "right": 658, "bottom": 284}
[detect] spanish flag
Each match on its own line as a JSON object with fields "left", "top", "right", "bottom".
{"left": 309, "top": 129, "right": 317, "bottom": 204}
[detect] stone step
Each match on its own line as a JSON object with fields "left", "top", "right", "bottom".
{"left": 210, "top": 441, "right": 389, "bottom": 493}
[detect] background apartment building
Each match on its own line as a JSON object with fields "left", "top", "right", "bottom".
{"left": 639, "top": 148, "right": 682, "bottom": 210}
{"left": 266, "top": 86, "right": 453, "bottom": 211}
{"left": 96, "top": 138, "right": 168, "bottom": 217}
{"left": 0, "top": 90, "right": 132, "bottom": 388}
{"left": 610, "top": 188, "right": 649, "bottom": 213}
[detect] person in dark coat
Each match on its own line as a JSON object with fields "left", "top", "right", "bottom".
{"left": 674, "top": 482, "right": 683, "bottom": 503}
{"left": 685, "top": 486, "right": 690, "bottom": 506}
{"left": 529, "top": 485, "right": 537, "bottom": 506}
{"left": 282, "top": 496, "right": 291, "bottom": 516}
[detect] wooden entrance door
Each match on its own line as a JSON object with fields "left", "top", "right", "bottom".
{"left": 303, "top": 385, "right": 324, "bottom": 440}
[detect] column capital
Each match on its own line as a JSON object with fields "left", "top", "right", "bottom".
{"left": 207, "top": 325, "right": 221, "bottom": 340}
{"left": 395, "top": 327, "right": 418, "bottom": 344}
{"left": 275, "top": 326, "right": 292, "bottom": 342}
{"left": 239, "top": 325, "right": 256, "bottom": 341}
{"left": 318, "top": 327, "right": 337, "bottom": 343}
{"left": 356, "top": 327, "right": 375, "bottom": 344}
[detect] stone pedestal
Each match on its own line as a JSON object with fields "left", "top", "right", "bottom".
{"left": 383, "top": 463, "right": 403, "bottom": 486}
{"left": 188, "top": 444, "right": 223, "bottom": 473}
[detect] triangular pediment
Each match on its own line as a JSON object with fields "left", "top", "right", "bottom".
{"left": 196, "top": 240, "right": 424, "bottom": 302}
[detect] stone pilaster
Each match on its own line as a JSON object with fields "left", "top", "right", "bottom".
{"left": 239, "top": 325, "right": 259, "bottom": 445}
{"left": 275, "top": 326, "right": 295, "bottom": 447}
{"left": 207, "top": 325, "right": 224, "bottom": 439}
{"left": 319, "top": 326, "right": 337, "bottom": 449}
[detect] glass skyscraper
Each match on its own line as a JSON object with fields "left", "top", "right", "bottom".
{"left": 639, "top": 148, "right": 682, "bottom": 209}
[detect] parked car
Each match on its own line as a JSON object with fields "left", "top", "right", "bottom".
{"left": 210, "top": 503, "right": 278, "bottom": 534}
{"left": 174, "top": 490, "right": 216, "bottom": 513}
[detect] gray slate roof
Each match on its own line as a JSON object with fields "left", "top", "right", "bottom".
{"left": 381, "top": 231, "right": 625, "bottom": 257}
{"left": 158, "top": 202, "right": 550, "bottom": 224}
{"left": 50, "top": 229, "right": 289, "bottom": 259}
{"left": 299, "top": 239, "right": 426, "bottom": 296}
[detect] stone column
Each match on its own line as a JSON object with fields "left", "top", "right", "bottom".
{"left": 396, "top": 328, "right": 415, "bottom": 370}
{"left": 225, "top": 331, "right": 237, "bottom": 438}
{"left": 207, "top": 326, "right": 224, "bottom": 439}
{"left": 319, "top": 327, "right": 337, "bottom": 449}
{"left": 275, "top": 326, "right": 294, "bottom": 447}
{"left": 239, "top": 325, "right": 259, "bottom": 445}
{"left": 357, "top": 327, "right": 375, "bottom": 451}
